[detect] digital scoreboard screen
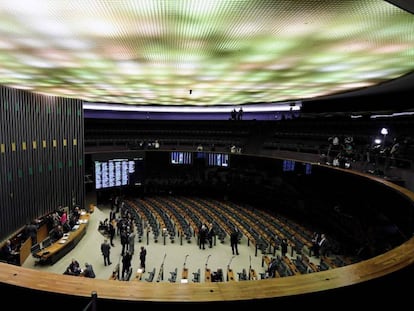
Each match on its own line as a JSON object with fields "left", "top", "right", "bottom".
{"left": 94, "top": 157, "right": 143, "bottom": 189}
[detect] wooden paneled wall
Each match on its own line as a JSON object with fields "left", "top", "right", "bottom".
{"left": 0, "top": 86, "right": 84, "bottom": 239}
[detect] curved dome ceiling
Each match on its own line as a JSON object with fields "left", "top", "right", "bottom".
{"left": 0, "top": 0, "right": 413, "bottom": 112}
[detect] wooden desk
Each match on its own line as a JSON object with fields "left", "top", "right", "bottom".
{"left": 34, "top": 213, "right": 90, "bottom": 265}
{"left": 249, "top": 268, "right": 258, "bottom": 280}
{"left": 205, "top": 268, "right": 211, "bottom": 282}
{"left": 19, "top": 238, "right": 31, "bottom": 266}
{"left": 181, "top": 268, "right": 188, "bottom": 281}
{"left": 135, "top": 268, "right": 144, "bottom": 281}
{"left": 227, "top": 268, "right": 235, "bottom": 281}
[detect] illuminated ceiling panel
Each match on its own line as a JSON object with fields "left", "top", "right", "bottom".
{"left": 0, "top": 0, "right": 413, "bottom": 111}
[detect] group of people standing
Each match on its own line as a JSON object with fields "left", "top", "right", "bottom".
{"left": 198, "top": 223, "right": 241, "bottom": 256}
{"left": 230, "top": 107, "right": 244, "bottom": 120}
{"left": 198, "top": 223, "right": 215, "bottom": 250}
{"left": 99, "top": 199, "right": 148, "bottom": 281}
{"left": 310, "top": 232, "right": 329, "bottom": 258}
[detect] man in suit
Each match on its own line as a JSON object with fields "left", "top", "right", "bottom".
{"left": 207, "top": 223, "right": 215, "bottom": 248}
{"left": 64, "top": 258, "right": 81, "bottom": 276}
{"left": 100, "top": 239, "right": 112, "bottom": 266}
{"left": 108, "top": 221, "right": 115, "bottom": 246}
{"left": 199, "top": 224, "right": 208, "bottom": 250}
{"left": 281, "top": 238, "right": 288, "bottom": 257}
{"left": 268, "top": 258, "right": 278, "bottom": 278}
{"left": 139, "top": 246, "right": 147, "bottom": 271}
{"left": 82, "top": 262, "right": 96, "bottom": 278}
{"left": 122, "top": 251, "right": 132, "bottom": 280}
{"left": 230, "top": 227, "right": 239, "bottom": 255}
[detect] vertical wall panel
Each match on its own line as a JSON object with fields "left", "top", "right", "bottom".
{"left": 0, "top": 85, "right": 84, "bottom": 239}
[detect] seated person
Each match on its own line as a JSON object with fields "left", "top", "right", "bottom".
{"left": 64, "top": 258, "right": 82, "bottom": 276}
{"left": 211, "top": 268, "right": 224, "bottom": 282}
{"left": 72, "top": 206, "right": 81, "bottom": 221}
{"left": 268, "top": 258, "right": 278, "bottom": 278}
{"left": 68, "top": 214, "right": 78, "bottom": 229}
{"left": 0, "top": 239, "right": 19, "bottom": 265}
{"left": 81, "top": 262, "right": 96, "bottom": 278}
{"left": 49, "top": 225, "right": 64, "bottom": 242}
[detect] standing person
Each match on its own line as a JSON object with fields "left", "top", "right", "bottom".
{"left": 120, "top": 229, "right": 129, "bottom": 256}
{"left": 121, "top": 251, "right": 132, "bottom": 280}
{"left": 281, "top": 238, "right": 288, "bottom": 257}
{"left": 267, "top": 258, "right": 278, "bottom": 278}
{"left": 108, "top": 221, "right": 115, "bottom": 247}
{"left": 199, "top": 224, "right": 208, "bottom": 250}
{"left": 109, "top": 209, "right": 116, "bottom": 223}
{"left": 318, "top": 233, "right": 329, "bottom": 257}
{"left": 139, "top": 246, "right": 147, "bottom": 272}
{"left": 230, "top": 227, "right": 239, "bottom": 255}
{"left": 310, "top": 232, "right": 321, "bottom": 258}
{"left": 237, "top": 107, "right": 243, "bottom": 120}
{"left": 207, "top": 223, "right": 215, "bottom": 248}
{"left": 100, "top": 239, "right": 112, "bottom": 266}
{"left": 25, "top": 221, "right": 38, "bottom": 245}
{"left": 128, "top": 230, "right": 135, "bottom": 255}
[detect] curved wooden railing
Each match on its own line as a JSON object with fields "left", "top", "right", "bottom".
{"left": 1, "top": 237, "right": 414, "bottom": 302}
{"left": 1, "top": 166, "right": 414, "bottom": 305}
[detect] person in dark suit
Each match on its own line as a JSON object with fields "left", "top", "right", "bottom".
{"left": 139, "top": 246, "right": 147, "bottom": 271}
{"left": 100, "top": 239, "right": 112, "bottom": 266}
{"left": 281, "top": 238, "right": 288, "bottom": 257}
{"left": 0, "top": 239, "right": 19, "bottom": 265}
{"left": 82, "top": 262, "right": 96, "bottom": 278}
{"left": 318, "top": 233, "right": 329, "bottom": 257}
{"left": 64, "top": 258, "right": 82, "bottom": 276}
{"left": 310, "top": 231, "right": 321, "bottom": 257}
{"left": 50, "top": 225, "right": 64, "bottom": 242}
{"left": 25, "top": 221, "right": 38, "bottom": 245}
{"left": 108, "top": 221, "right": 116, "bottom": 246}
{"left": 207, "top": 223, "right": 215, "bottom": 248}
{"left": 230, "top": 227, "right": 239, "bottom": 255}
{"left": 199, "top": 224, "right": 208, "bottom": 250}
{"left": 268, "top": 258, "right": 278, "bottom": 278}
{"left": 121, "top": 251, "right": 132, "bottom": 280}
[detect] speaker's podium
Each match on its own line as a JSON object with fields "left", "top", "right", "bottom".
{"left": 181, "top": 267, "right": 188, "bottom": 282}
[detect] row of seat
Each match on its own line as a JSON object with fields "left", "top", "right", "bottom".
{"left": 116, "top": 195, "right": 359, "bottom": 281}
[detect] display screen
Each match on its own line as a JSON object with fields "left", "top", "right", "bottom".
{"left": 94, "top": 157, "right": 144, "bottom": 189}
{"left": 170, "top": 152, "right": 192, "bottom": 165}
{"left": 282, "top": 160, "right": 296, "bottom": 172}
{"left": 304, "top": 163, "right": 312, "bottom": 175}
{"left": 207, "top": 153, "right": 229, "bottom": 167}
